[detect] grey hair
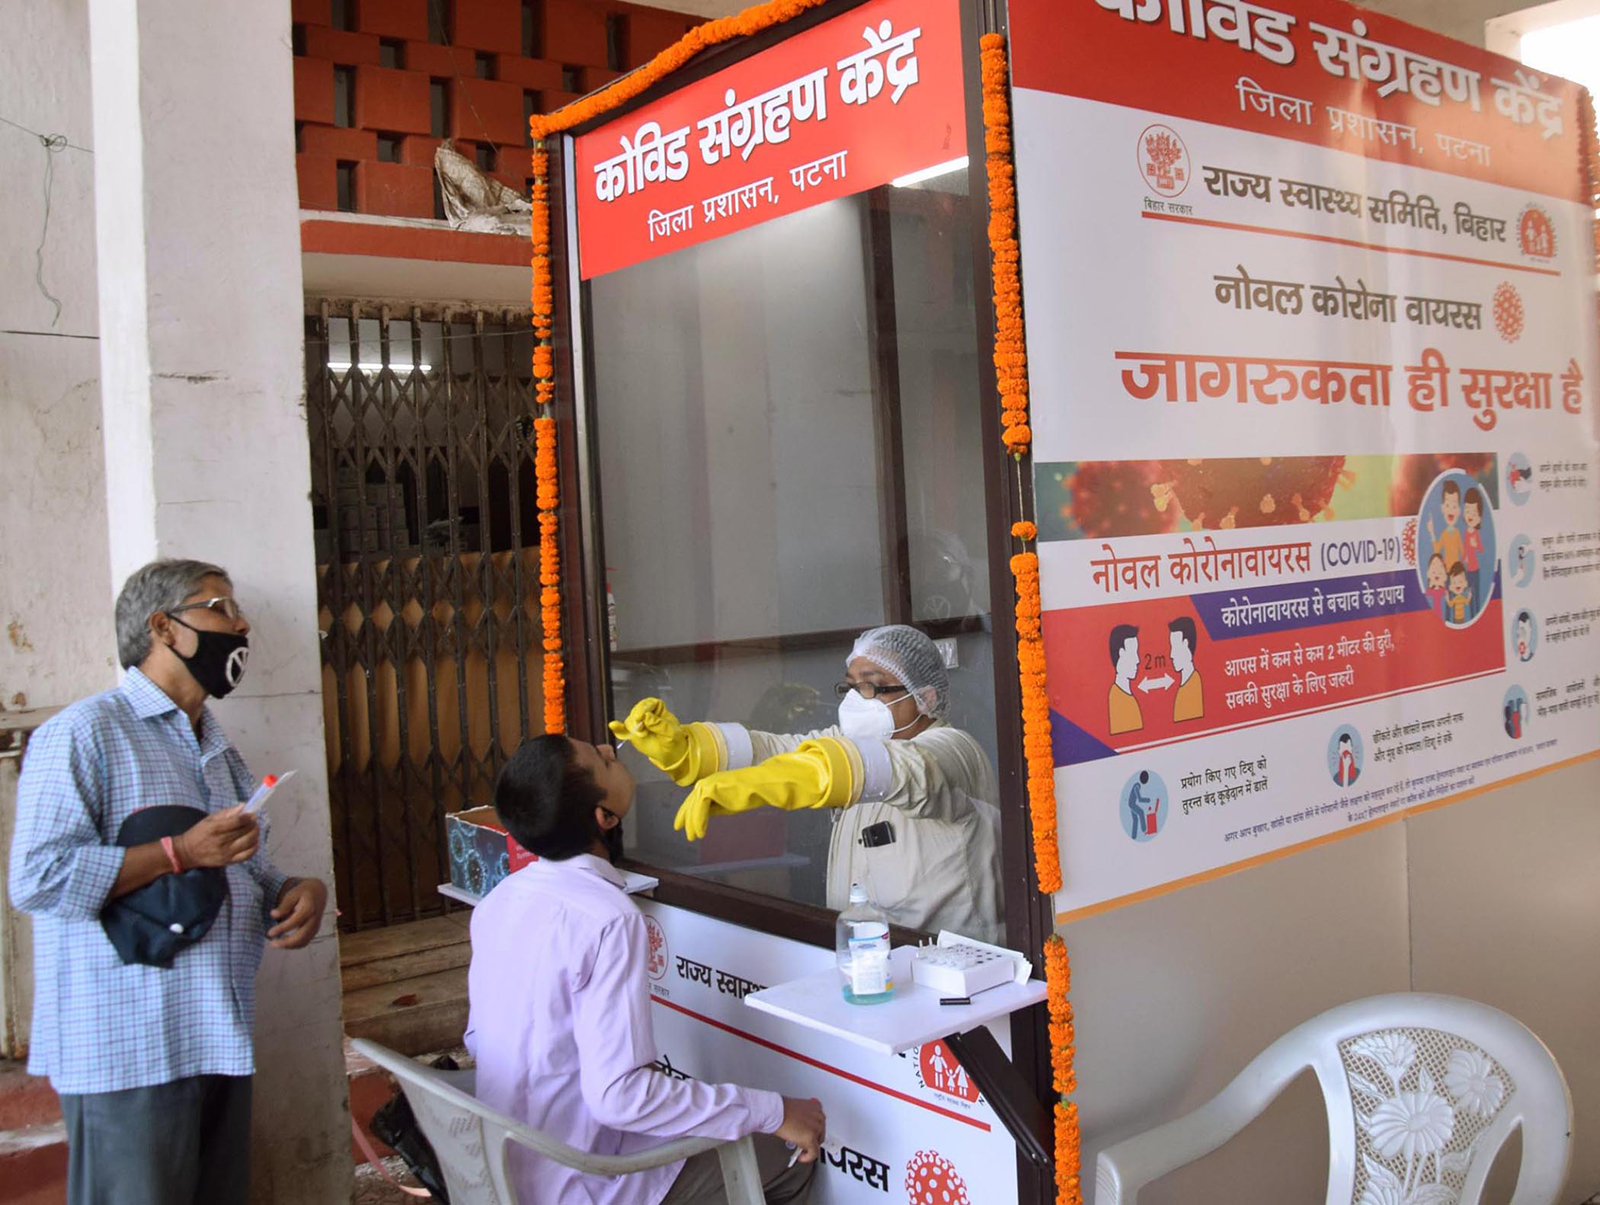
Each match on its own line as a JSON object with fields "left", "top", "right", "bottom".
{"left": 115, "top": 559, "right": 232, "bottom": 668}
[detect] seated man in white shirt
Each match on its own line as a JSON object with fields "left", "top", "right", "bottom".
{"left": 466, "top": 733, "right": 824, "bottom": 1205}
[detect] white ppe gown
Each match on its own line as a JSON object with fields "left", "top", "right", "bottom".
{"left": 709, "top": 721, "right": 1004, "bottom": 944}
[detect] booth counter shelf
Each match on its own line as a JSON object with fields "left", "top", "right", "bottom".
{"left": 744, "top": 945, "right": 1045, "bottom": 1057}
{"left": 746, "top": 947, "right": 1054, "bottom": 1168}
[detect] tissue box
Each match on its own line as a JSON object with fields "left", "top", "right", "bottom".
{"left": 445, "top": 807, "right": 535, "bottom": 898}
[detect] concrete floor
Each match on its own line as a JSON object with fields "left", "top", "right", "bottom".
{"left": 351, "top": 1154, "right": 429, "bottom": 1204}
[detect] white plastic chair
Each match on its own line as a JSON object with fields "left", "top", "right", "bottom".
{"left": 1094, "top": 993, "right": 1572, "bottom": 1205}
{"left": 352, "top": 1038, "right": 765, "bottom": 1204}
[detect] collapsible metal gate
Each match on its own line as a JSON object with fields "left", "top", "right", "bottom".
{"left": 305, "top": 301, "right": 540, "bottom": 930}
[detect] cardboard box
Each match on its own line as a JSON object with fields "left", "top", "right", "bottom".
{"left": 445, "top": 806, "right": 535, "bottom": 898}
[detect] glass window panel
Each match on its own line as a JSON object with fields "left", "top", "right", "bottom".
{"left": 587, "top": 172, "right": 1002, "bottom": 934}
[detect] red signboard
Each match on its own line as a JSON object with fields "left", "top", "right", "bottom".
{"left": 1009, "top": 0, "right": 1588, "bottom": 204}
{"left": 572, "top": 0, "right": 967, "bottom": 280}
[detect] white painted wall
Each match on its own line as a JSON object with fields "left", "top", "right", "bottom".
{"left": 0, "top": 0, "right": 113, "bottom": 716}
{"left": 1070, "top": 826, "right": 1412, "bottom": 1200}
{"left": 0, "top": 0, "right": 112, "bottom": 1063}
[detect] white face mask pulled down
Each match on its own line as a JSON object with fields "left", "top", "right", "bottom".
{"left": 837, "top": 690, "right": 921, "bottom": 742}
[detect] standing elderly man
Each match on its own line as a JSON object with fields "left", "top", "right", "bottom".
{"left": 9, "top": 559, "right": 329, "bottom": 1205}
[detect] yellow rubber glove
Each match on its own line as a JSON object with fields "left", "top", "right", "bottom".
{"left": 607, "top": 698, "right": 723, "bottom": 786}
{"left": 608, "top": 698, "right": 686, "bottom": 765}
{"left": 673, "top": 738, "right": 858, "bottom": 842}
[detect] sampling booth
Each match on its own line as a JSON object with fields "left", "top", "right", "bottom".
{"left": 502, "top": 0, "right": 1600, "bottom": 1198}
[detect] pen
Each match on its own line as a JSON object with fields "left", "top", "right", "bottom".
{"left": 786, "top": 1138, "right": 840, "bottom": 1167}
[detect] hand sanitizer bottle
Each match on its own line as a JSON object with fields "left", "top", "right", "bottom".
{"left": 836, "top": 883, "right": 893, "bottom": 1004}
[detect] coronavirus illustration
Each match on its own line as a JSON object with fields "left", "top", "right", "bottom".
{"left": 1492, "top": 281, "right": 1525, "bottom": 342}
{"left": 1064, "top": 460, "right": 1176, "bottom": 537}
{"left": 1151, "top": 456, "right": 1350, "bottom": 529}
{"left": 1388, "top": 453, "right": 1495, "bottom": 517}
{"left": 905, "top": 1150, "right": 971, "bottom": 1205}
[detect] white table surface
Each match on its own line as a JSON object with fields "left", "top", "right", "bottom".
{"left": 437, "top": 868, "right": 659, "bottom": 907}
{"left": 744, "top": 946, "right": 1047, "bottom": 1057}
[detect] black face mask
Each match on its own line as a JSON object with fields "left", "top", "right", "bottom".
{"left": 168, "top": 616, "right": 250, "bottom": 699}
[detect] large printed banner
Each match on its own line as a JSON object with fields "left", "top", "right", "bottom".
{"left": 637, "top": 901, "right": 1018, "bottom": 1204}
{"left": 572, "top": 0, "right": 965, "bottom": 279}
{"left": 1010, "top": 0, "right": 1600, "bottom": 921}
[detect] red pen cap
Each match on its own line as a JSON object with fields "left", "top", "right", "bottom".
{"left": 262, "top": 775, "right": 278, "bottom": 788}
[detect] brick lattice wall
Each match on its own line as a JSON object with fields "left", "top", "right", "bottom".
{"left": 293, "top": 0, "right": 701, "bottom": 218}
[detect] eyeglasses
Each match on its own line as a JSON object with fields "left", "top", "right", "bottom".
{"left": 170, "top": 597, "right": 247, "bottom": 623}
{"left": 834, "top": 681, "right": 909, "bottom": 701}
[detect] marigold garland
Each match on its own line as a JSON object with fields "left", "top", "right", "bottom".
{"left": 1055, "top": 1100, "right": 1083, "bottom": 1205}
{"left": 531, "top": 143, "right": 564, "bottom": 733}
{"left": 1010, "top": 551, "right": 1058, "bottom": 892}
{"left": 981, "top": 34, "right": 1032, "bottom": 458}
{"left": 1044, "top": 936, "right": 1075, "bottom": 1093}
{"left": 988, "top": 33, "right": 1081, "bottom": 1205}
{"left": 534, "top": 417, "right": 565, "bottom": 733}
{"left": 528, "top": 0, "right": 835, "bottom": 141}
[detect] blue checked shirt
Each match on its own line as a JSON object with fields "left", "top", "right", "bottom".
{"left": 9, "top": 669, "right": 291, "bottom": 1094}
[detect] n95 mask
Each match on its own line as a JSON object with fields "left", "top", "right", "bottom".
{"left": 838, "top": 691, "right": 917, "bottom": 742}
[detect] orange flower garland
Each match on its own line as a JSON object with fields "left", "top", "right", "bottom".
{"left": 1055, "top": 1101, "right": 1083, "bottom": 1205}
{"left": 535, "top": 417, "right": 564, "bottom": 734}
{"left": 1013, "top": 551, "right": 1081, "bottom": 1203}
{"left": 1047, "top": 936, "right": 1081, "bottom": 1204}
{"left": 1044, "top": 936, "right": 1075, "bottom": 1094}
{"left": 531, "top": 144, "right": 564, "bottom": 733}
{"left": 1009, "top": 545, "right": 1058, "bottom": 892}
{"left": 991, "top": 34, "right": 1079, "bottom": 1203}
{"left": 529, "top": 0, "right": 835, "bottom": 140}
{"left": 982, "top": 34, "right": 1031, "bottom": 458}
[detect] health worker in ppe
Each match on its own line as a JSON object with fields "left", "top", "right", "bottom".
{"left": 610, "top": 625, "right": 1003, "bottom": 944}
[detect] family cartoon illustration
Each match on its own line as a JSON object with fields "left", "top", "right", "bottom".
{"left": 1421, "top": 478, "right": 1493, "bottom": 627}
{"left": 1107, "top": 618, "right": 1205, "bottom": 735}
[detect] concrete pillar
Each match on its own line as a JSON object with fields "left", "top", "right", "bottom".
{"left": 86, "top": 2, "right": 348, "bottom": 1201}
